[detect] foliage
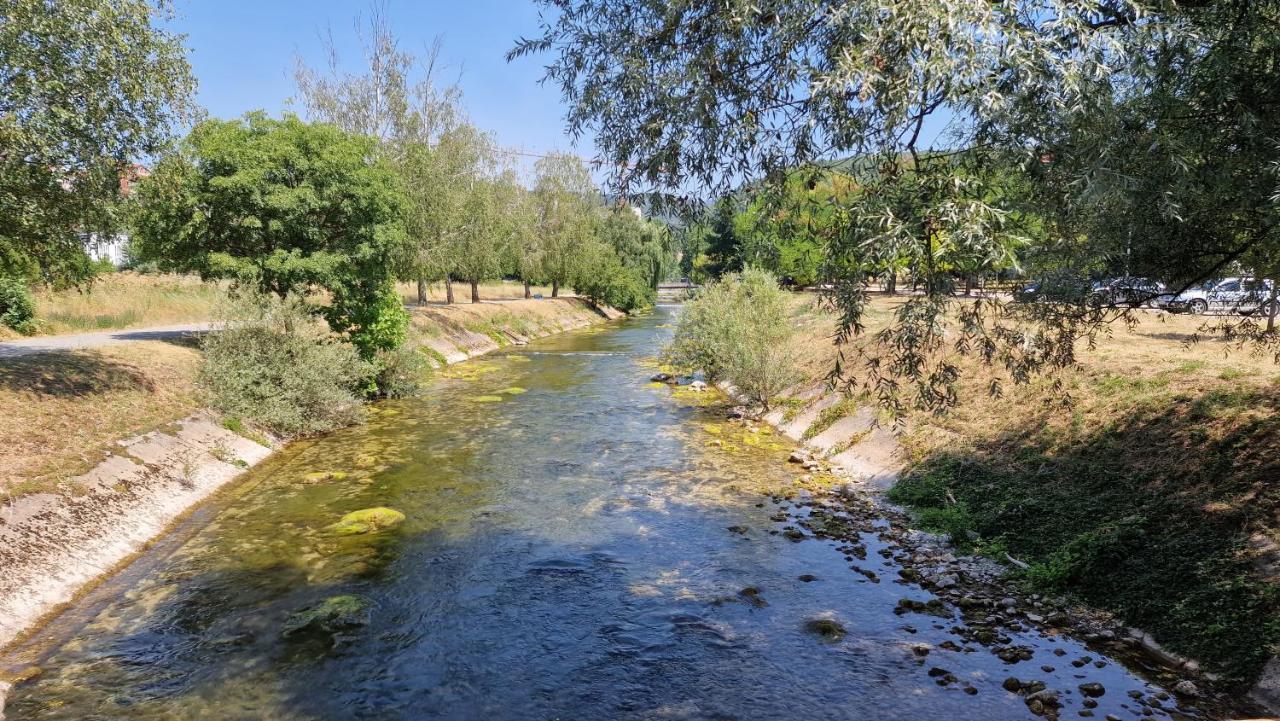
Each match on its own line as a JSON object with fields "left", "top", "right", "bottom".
{"left": 199, "top": 294, "right": 371, "bottom": 438}
{"left": 663, "top": 269, "right": 798, "bottom": 409}
{"left": 534, "top": 153, "right": 598, "bottom": 296}
{"left": 452, "top": 172, "right": 521, "bottom": 300}
{"left": 597, "top": 207, "right": 676, "bottom": 290}
{"left": 515, "top": 0, "right": 1280, "bottom": 411}
{"left": 573, "top": 241, "right": 654, "bottom": 312}
{"left": 0, "top": 277, "right": 36, "bottom": 334}
{"left": 0, "top": 0, "right": 195, "bottom": 286}
{"left": 132, "top": 113, "right": 412, "bottom": 359}
{"left": 371, "top": 344, "right": 430, "bottom": 400}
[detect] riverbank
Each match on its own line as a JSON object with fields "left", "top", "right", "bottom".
{"left": 0, "top": 297, "right": 621, "bottom": 662}
{"left": 699, "top": 293, "right": 1280, "bottom": 712}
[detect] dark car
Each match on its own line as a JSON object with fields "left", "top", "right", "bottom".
{"left": 1091, "top": 277, "right": 1166, "bottom": 307}
{"left": 1014, "top": 274, "right": 1094, "bottom": 303}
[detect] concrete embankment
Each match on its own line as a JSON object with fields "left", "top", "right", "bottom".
{"left": 0, "top": 298, "right": 620, "bottom": 663}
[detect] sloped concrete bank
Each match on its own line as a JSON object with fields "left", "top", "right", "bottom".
{"left": 710, "top": 377, "right": 1274, "bottom": 716}
{"left": 0, "top": 297, "right": 621, "bottom": 704}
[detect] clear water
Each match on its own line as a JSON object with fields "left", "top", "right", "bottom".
{"left": 4, "top": 308, "right": 1207, "bottom": 719}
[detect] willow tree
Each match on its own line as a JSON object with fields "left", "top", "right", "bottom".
{"left": 513, "top": 0, "right": 1280, "bottom": 409}
{"left": 533, "top": 153, "right": 599, "bottom": 297}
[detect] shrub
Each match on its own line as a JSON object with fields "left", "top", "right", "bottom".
{"left": 0, "top": 277, "right": 36, "bottom": 334}
{"left": 200, "top": 294, "right": 372, "bottom": 437}
{"left": 575, "top": 249, "right": 655, "bottom": 312}
{"left": 371, "top": 344, "right": 430, "bottom": 399}
{"left": 662, "top": 268, "right": 798, "bottom": 410}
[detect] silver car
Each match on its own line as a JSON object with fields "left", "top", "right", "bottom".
{"left": 1162, "top": 277, "right": 1275, "bottom": 315}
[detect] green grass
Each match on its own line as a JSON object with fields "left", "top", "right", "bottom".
{"left": 801, "top": 397, "right": 858, "bottom": 441}
{"left": 891, "top": 388, "right": 1280, "bottom": 686}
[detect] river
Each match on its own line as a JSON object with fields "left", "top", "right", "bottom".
{"left": 3, "top": 307, "right": 1209, "bottom": 719}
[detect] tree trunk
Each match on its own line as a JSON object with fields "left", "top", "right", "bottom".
{"left": 523, "top": 280, "right": 531, "bottom": 299}
{"left": 885, "top": 273, "right": 896, "bottom": 295}
{"left": 1267, "top": 281, "right": 1278, "bottom": 333}
{"left": 445, "top": 277, "right": 455, "bottom": 304}
{"left": 416, "top": 277, "right": 428, "bottom": 306}
{"left": 470, "top": 280, "right": 480, "bottom": 304}
{"left": 964, "top": 274, "right": 973, "bottom": 296}
{"left": 551, "top": 280, "right": 559, "bottom": 298}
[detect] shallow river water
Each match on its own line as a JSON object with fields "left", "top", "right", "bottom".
{"left": 4, "top": 308, "right": 1213, "bottom": 720}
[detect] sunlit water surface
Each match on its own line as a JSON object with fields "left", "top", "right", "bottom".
{"left": 5, "top": 308, "right": 1198, "bottom": 720}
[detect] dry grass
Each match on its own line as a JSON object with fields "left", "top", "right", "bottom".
{"left": 780, "top": 294, "right": 1280, "bottom": 683}
{"left": 0, "top": 341, "right": 204, "bottom": 498}
{"left": 30, "top": 272, "right": 223, "bottom": 336}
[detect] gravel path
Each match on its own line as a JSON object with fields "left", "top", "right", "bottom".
{"left": 0, "top": 323, "right": 215, "bottom": 359}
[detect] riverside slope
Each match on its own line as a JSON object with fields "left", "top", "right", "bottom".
{"left": 0, "top": 298, "right": 621, "bottom": 677}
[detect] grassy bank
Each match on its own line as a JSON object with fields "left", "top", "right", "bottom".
{"left": 0, "top": 296, "right": 612, "bottom": 501}
{"left": 0, "top": 341, "right": 204, "bottom": 498}
{"left": 780, "top": 294, "right": 1280, "bottom": 686}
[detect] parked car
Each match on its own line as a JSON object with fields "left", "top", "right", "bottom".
{"left": 1091, "top": 277, "right": 1166, "bottom": 307}
{"left": 1014, "top": 273, "right": 1094, "bottom": 303}
{"left": 1162, "top": 277, "right": 1275, "bottom": 315}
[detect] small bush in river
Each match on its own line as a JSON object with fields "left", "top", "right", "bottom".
{"left": 663, "top": 268, "right": 798, "bottom": 410}
{"left": 0, "top": 277, "right": 36, "bottom": 334}
{"left": 200, "top": 294, "right": 371, "bottom": 437}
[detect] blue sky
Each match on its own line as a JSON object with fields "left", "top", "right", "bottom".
{"left": 170, "top": 0, "right": 575, "bottom": 159}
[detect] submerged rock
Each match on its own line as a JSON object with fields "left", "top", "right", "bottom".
{"left": 281, "top": 594, "right": 371, "bottom": 638}
{"left": 326, "top": 507, "right": 406, "bottom": 536}
{"left": 498, "top": 386, "right": 528, "bottom": 395}
{"left": 470, "top": 395, "right": 505, "bottom": 403}
{"left": 804, "top": 618, "right": 847, "bottom": 642}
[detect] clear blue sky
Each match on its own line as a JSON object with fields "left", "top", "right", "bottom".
{"left": 169, "top": 0, "right": 575, "bottom": 160}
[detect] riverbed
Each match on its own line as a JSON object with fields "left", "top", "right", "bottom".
{"left": 2, "top": 308, "right": 1213, "bottom": 719}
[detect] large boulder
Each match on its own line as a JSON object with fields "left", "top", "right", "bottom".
{"left": 326, "top": 507, "right": 406, "bottom": 536}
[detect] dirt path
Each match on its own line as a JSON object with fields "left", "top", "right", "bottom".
{"left": 0, "top": 323, "right": 214, "bottom": 359}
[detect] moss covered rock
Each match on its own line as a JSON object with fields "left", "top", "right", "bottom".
{"left": 326, "top": 507, "right": 406, "bottom": 536}
{"left": 470, "top": 395, "right": 504, "bottom": 403}
{"left": 498, "top": 387, "right": 527, "bottom": 395}
{"left": 281, "top": 594, "right": 371, "bottom": 637}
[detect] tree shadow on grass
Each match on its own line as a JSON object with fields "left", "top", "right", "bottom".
{"left": 0, "top": 351, "right": 158, "bottom": 397}
{"left": 893, "top": 384, "right": 1280, "bottom": 687}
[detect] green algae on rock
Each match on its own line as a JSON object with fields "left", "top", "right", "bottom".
{"left": 470, "top": 395, "right": 505, "bottom": 403}
{"left": 497, "top": 387, "right": 527, "bottom": 395}
{"left": 281, "top": 595, "right": 371, "bottom": 637}
{"left": 326, "top": 507, "right": 406, "bottom": 536}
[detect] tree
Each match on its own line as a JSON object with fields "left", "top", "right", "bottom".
{"left": 452, "top": 173, "right": 517, "bottom": 303}
{"left": 663, "top": 268, "right": 798, "bottom": 410}
{"left": 132, "top": 113, "right": 412, "bottom": 359}
{"left": 293, "top": 5, "right": 469, "bottom": 305}
{"left": 533, "top": 153, "right": 598, "bottom": 297}
{"left": 0, "top": 0, "right": 195, "bottom": 285}
{"left": 598, "top": 207, "right": 676, "bottom": 290}
{"left": 506, "top": 182, "right": 544, "bottom": 299}
{"left": 514, "top": 0, "right": 1280, "bottom": 409}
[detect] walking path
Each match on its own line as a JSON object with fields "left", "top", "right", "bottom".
{"left": 0, "top": 323, "right": 214, "bottom": 359}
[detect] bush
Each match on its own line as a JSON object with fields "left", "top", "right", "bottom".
{"left": 200, "top": 294, "right": 372, "bottom": 437}
{"left": 0, "top": 277, "right": 36, "bottom": 334}
{"left": 371, "top": 344, "right": 430, "bottom": 399}
{"left": 574, "top": 249, "right": 655, "bottom": 313}
{"left": 662, "top": 268, "right": 798, "bottom": 409}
